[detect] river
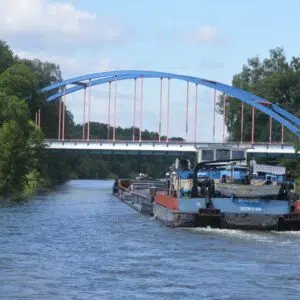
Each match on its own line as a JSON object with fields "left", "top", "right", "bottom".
{"left": 1, "top": 180, "right": 300, "bottom": 299}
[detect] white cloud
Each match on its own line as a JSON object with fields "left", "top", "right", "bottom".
{"left": 15, "top": 50, "right": 126, "bottom": 78}
{"left": 0, "top": 0, "right": 125, "bottom": 50}
{"left": 188, "top": 25, "right": 223, "bottom": 44}
{"left": 0, "top": 1, "right": 226, "bottom": 142}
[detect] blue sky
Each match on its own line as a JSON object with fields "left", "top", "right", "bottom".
{"left": 64, "top": 0, "right": 300, "bottom": 81}
{"left": 0, "top": 0, "right": 299, "bottom": 141}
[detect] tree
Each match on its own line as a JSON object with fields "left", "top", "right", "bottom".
{"left": 0, "top": 63, "right": 38, "bottom": 100}
{"left": 19, "top": 58, "right": 64, "bottom": 138}
{"left": 219, "top": 47, "right": 300, "bottom": 142}
{"left": 19, "top": 59, "right": 62, "bottom": 89}
{"left": 27, "top": 121, "right": 45, "bottom": 171}
{"left": 0, "top": 92, "right": 30, "bottom": 129}
{"left": 0, "top": 120, "right": 28, "bottom": 195}
{"left": 0, "top": 40, "right": 14, "bottom": 75}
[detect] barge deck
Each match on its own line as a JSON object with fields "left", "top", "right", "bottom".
{"left": 114, "top": 179, "right": 166, "bottom": 216}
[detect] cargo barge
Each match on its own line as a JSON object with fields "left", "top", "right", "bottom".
{"left": 113, "top": 159, "right": 300, "bottom": 231}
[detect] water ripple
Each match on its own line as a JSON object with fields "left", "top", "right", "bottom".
{"left": 1, "top": 180, "right": 300, "bottom": 299}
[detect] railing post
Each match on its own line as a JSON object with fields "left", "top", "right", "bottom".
{"left": 107, "top": 82, "right": 111, "bottom": 140}
{"left": 113, "top": 76, "right": 117, "bottom": 142}
{"left": 133, "top": 78, "right": 137, "bottom": 141}
{"left": 82, "top": 87, "right": 86, "bottom": 140}
{"left": 166, "top": 78, "right": 170, "bottom": 142}
{"left": 185, "top": 81, "right": 189, "bottom": 142}
{"left": 139, "top": 76, "right": 143, "bottom": 142}
{"left": 58, "top": 95, "right": 62, "bottom": 140}
{"left": 213, "top": 89, "right": 216, "bottom": 142}
{"left": 62, "top": 88, "right": 66, "bottom": 141}
{"left": 194, "top": 83, "right": 198, "bottom": 144}
{"left": 222, "top": 95, "right": 226, "bottom": 143}
{"left": 240, "top": 102, "right": 244, "bottom": 144}
{"left": 87, "top": 79, "right": 91, "bottom": 141}
{"left": 251, "top": 107, "right": 255, "bottom": 144}
{"left": 62, "top": 105, "right": 65, "bottom": 141}
{"left": 159, "top": 77, "right": 163, "bottom": 142}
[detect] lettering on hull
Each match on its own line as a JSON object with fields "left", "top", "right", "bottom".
{"left": 236, "top": 199, "right": 262, "bottom": 212}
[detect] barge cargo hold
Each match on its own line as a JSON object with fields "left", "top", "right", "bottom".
{"left": 114, "top": 179, "right": 166, "bottom": 216}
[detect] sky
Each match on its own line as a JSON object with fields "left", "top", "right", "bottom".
{"left": 0, "top": 0, "right": 299, "bottom": 142}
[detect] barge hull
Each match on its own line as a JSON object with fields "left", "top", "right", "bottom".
{"left": 220, "top": 213, "right": 280, "bottom": 230}
{"left": 126, "top": 199, "right": 153, "bottom": 216}
{"left": 153, "top": 203, "right": 221, "bottom": 228}
{"left": 116, "top": 191, "right": 154, "bottom": 216}
{"left": 153, "top": 203, "right": 196, "bottom": 227}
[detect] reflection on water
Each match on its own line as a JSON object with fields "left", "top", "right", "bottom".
{"left": 0, "top": 180, "right": 300, "bottom": 299}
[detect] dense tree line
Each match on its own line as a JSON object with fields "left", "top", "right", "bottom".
{"left": 61, "top": 121, "right": 194, "bottom": 180}
{"left": 219, "top": 47, "right": 299, "bottom": 142}
{"left": 0, "top": 40, "right": 69, "bottom": 198}
{"left": 218, "top": 47, "right": 300, "bottom": 187}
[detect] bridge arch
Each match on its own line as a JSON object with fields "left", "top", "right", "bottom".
{"left": 40, "top": 70, "right": 300, "bottom": 136}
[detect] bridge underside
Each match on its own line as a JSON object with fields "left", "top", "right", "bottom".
{"left": 247, "top": 152, "right": 300, "bottom": 159}
{"left": 48, "top": 149, "right": 194, "bottom": 156}
{"left": 47, "top": 148, "right": 299, "bottom": 159}
{"left": 44, "top": 140, "right": 298, "bottom": 159}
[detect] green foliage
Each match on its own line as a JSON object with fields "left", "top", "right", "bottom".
{"left": 0, "top": 41, "right": 14, "bottom": 75}
{"left": 0, "top": 120, "right": 28, "bottom": 196}
{"left": 27, "top": 121, "right": 45, "bottom": 171}
{"left": 219, "top": 47, "right": 300, "bottom": 142}
{"left": 61, "top": 121, "right": 189, "bottom": 180}
{"left": 0, "top": 63, "right": 38, "bottom": 99}
{"left": 0, "top": 92, "right": 30, "bottom": 128}
{"left": 0, "top": 40, "right": 52, "bottom": 198}
{"left": 19, "top": 58, "right": 62, "bottom": 89}
{"left": 24, "top": 169, "right": 41, "bottom": 196}
{"left": 218, "top": 47, "right": 300, "bottom": 185}
{"left": 20, "top": 58, "right": 63, "bottom": 136}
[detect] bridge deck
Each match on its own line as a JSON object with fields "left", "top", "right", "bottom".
{"left": 44, "top": 139, "right": 297, "bottom": 156}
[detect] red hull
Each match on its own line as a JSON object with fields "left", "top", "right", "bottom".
{"left": 155, "top": 192, "right": 178, "bottom": 211}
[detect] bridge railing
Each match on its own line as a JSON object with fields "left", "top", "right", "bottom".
{"left": 44, "top": 138, "right": 293, "bottom": 148}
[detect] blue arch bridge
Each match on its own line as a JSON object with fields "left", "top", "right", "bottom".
{"left": 37, "top": 70, "right": 299, "bottom": 162}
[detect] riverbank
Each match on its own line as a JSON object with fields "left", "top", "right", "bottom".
{"left": 0, "top": 175, "right": 68, "bottom": 204}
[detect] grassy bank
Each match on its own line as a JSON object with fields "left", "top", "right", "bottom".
{"left": 0, "top": 171, "right": 66, "bottom": 203}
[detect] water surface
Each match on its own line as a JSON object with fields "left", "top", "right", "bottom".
{"left": 1, "top": 180, "right": 300, "bottom": 299}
